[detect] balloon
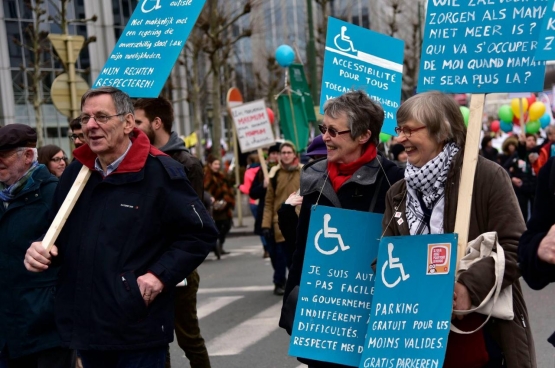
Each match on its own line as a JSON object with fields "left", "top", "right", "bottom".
{"left": 379, "top": 133, "right": 391, "bottom": 143}
{"left": 460, "top": 106, "right": 470, "bottom": 126}
{"left": 498, "top": 105, "right": 513, "bottom": 122}
{"left": 490, "top": 120, "right": 500, "bottom": 133}
{"left": 540, "top": 112, "right": 552, "bottom": 128}
{"left": 526, "top": 120, "right": 541, "bottom": 134}
{"left": 266, "top": 107, "right": 275, "bottom": 124}
{"left": 528, "top": 101, "right": 546, "bottom": 121}
{"left": 511, "top": 98, "right": 529, "bottom": 118}
{"left": 527, "top": 94, "right": 536, "bottom": 107}
{"left": 500, "top": 121, "right": 513, "bottom": 133}
{"left": 513, "top": 115, "right": 521, "bottom": 126}
{"left": 275, "top": 45, "right": 295, "bottom": 67}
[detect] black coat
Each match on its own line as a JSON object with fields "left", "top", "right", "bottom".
{"left": 53, "top": 130, "right": 217, "bottom": 351}
{"left": 249, "top": 167, "right": 266, "bottom": 236}
{"left": 280, "top": 155, "right": 404, "bottom": 368}
{"left": 519, "top": 157, "right": 555, "bottom": 346}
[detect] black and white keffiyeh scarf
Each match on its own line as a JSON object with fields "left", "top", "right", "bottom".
{"left": 405, "top": 142, "right": 460, "bottom": 235}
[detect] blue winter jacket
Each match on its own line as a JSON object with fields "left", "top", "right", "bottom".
{"left": 0, "top": 165, "right": 59, "bottom": 358}
{"left": 52, "top": 129, "right": 218, "bottom": 351}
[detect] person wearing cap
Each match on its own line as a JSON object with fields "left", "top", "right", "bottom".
{"left": 305, "top": 134, "right": 327, "bottom": 161}
{"left": 23, "top": 87, "right": 217, "bottom": 367}
{"left": 0, "top": 124, "right": 74, "bottom": 367}
{"left": 390, "top": 143, "right": 408, "bottom": 168}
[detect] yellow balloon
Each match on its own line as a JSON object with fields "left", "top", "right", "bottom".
{"left": 511, "top": 98, "right": 529, "bottom": 118}
{"left": 528, "top": 101, "right": 546, "bottom": 121}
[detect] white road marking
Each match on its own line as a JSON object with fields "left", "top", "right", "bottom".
{"left": 206, "top": 302, "right": 282, "bottom": 356}
{"left": 197, "top": 296, "right": 243, "bottom": 320}
{"left": 198, "top": 285, "right": 274, "bottom": 294}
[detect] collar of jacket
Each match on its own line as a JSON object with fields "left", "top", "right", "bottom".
{"left": 8, "top": 165, "right": 57, "bottom": 200}
{"left": 73, "top": 128, "right": 167, "bottom": 174}
{"left": 300, "top": 155, "right": 383, "bottom": 208}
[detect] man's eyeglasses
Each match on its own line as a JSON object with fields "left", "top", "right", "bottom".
{"left": 80, "top": 113, "right": 125, "bottom": 125}
{"left": 50, "top": 156, "right": 68, "bottom": 163}
{"left": 69, "top": 133, "right": 85, "bottom": 141}
{"left": 394, "top": 125, "right": 427, "bottom": 138}
{"left": 318, "top": 124, "right": 351, "bottom": 137}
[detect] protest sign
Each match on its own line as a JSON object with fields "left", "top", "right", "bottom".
{"left": 289, "top": 206, "right": 383, "bottom": 366}
{"left": 359, "top": 234, "right": 457, "bottom": 368}
{"left": 419, "top": 0, "right": 547, "bottom": 93}
{"left": 93, "top": 0, "right": 206, "bottom": 97}
{"left": 277, "top": 94, "right": 310, "bottom": 152}
{"left": 320, "top": 17, "right": 404, "bottom": 136}
{"left": 536, "top": 0, "right": 555, "bottom": 60}
{"left": 230, "top": 100, "right": 275, "bottom": 152}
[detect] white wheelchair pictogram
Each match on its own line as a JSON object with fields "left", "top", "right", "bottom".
{"left": 334, "top": 26, "right": 357, "bottom": 53}
{"left": 381, "top": 243, "right": 410, "bottom": 288}
{"left": 314, "top": 214, "right": 350, "bottom": 255}
{"left": 142, "top": 0, "right": 162, "bottom": 13}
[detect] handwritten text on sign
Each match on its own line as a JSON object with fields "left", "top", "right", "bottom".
{"left": 359, "top": 234, "right": 457, "bottom": 368}
{"left": 320, "top": 17, "right": 404, "bottom": 136}
{"left": 230, "top": 100, "right": 275, "bottom": 152}
{"left": 536, "top": 0, "right": 555, "bottom": 60}
{"left": 93, "top": 0, "right": 206, "bottom": 98}
{"left": 289, "top": 206, "right": 383, "bottom": 367}
{"left": 418, "top": 0, "right": 547, "bottom": 93}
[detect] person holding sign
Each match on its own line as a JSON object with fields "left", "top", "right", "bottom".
{"left": 23, "top": 87, "right": 218, "bottom": 368}
{"left": 280, "top": 91, "right": 404, "bottom": 368}
{"left": 382, "top": 92, "right": 535, "bottom": 368}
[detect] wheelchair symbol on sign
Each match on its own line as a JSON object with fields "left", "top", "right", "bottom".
{"left": 142, "top": 0, "right": 162, "bottom": 13}
{"left": 314, "top": 214, "right": 350, "bottom": 255}
{"left": 381, "top": 243, "right": 410, "bottom": 288}
{"left": 334, "top": 26, "right": 357, "bottom": 53}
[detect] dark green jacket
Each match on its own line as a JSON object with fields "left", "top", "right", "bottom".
{"left": 0, "top": 165, "right": 59, "bottom": 359}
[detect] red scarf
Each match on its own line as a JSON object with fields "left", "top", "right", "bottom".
{"left": 327, "top": 144, "right": 377, "bottom": 192}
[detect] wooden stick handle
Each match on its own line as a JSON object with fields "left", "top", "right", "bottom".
{"left": 454, "top": 93, "right": 485, "bottom": 270}
{"left": 257, "top": 148, "right": 269, "bottom": 180}
{"left": 42, "top": 165, "right": 91, "bottom": 252}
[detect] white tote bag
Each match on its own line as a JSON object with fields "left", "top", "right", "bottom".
{"left": 451, "top": 232, "right": 514, "bottom": 334}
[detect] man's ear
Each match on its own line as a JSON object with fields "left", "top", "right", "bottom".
{"left": 359, "top": 129, "right": 371, "bottom": 145}
{"left": 152, "top": 117, "right": 163, "bottom": 131}
{"left": 123, "top": 113, "right": 135, "bottom": 134}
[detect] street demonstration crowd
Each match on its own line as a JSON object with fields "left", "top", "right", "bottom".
{"left": 1, "top": 87, "right": 554, "bottom": 368}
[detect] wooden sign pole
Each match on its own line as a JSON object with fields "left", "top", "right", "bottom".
{"left": 42, "top": 165, "right": 91, "bottom": 252}
{"left": 454, "top": 93, "right": 486, "bottom": 269}
{"left": 257, "top": 148, "right": 269, "bottom": 180}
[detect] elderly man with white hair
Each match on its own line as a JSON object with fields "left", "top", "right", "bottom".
{"left": 0, "top": 124, "right": 74, "bottom": 368}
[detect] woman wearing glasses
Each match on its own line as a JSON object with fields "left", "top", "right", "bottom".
{"left": 280, "top": 91, "right": 404, "bottom": 368}
{"left": 382, "top": 92, "right": 535, "bottom": 368}
{"left": 38, "top": 145, "right": 67, "bottom": 178}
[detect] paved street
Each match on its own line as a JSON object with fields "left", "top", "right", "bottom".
{"left": 170, "top": 231, "right": 555, "bottom": 368}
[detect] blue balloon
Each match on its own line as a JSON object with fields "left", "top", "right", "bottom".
{"left": 540, "top": 112, "right": 552, "bottom": 128}
{"left": 500, "top": 121, "right": 513, "bottom": 133}
{"left": 275, "top": 45, "right": 295, "bottom": 67}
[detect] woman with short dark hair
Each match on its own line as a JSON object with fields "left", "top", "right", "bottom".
{"left": 38, "top": 145, "right": 67, "bottom": 178}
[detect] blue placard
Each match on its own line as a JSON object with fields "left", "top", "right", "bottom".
{"left": 289, "top": 205, "right": 383, "bottom": 366}
{"left": 536, "top": 0, "right": 555, "bottom": 61}
{"left": 93, "top": 0, "right": 206, "bottom": 97}
{"left": 418, "top": 0, "right": 547, "bottom": 93}
{"left": 359, "top": 234, "right": 457, "bottom": 368}
{"left": 319, "top": 17, "right": 404, "bottom": 136}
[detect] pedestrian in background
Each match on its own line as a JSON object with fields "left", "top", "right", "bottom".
{"left": 38, "top": 144, "right": 67, "bottom": 178}
{"left": 204, "top": 154, "right": 235, "bottom": 259}
{"left": 134, "top": 96, "right": 211, "bottom": 368}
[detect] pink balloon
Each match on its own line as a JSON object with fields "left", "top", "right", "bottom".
{"left": 490, "top": 120, "right": 500, "bottom": 132}
{"left": 266, "top": 108, "right": 275, "bottom": 124}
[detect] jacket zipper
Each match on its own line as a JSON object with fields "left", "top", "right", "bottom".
{"left": 520, "top": 313, "right": 526, "bottom": 328}
{"left": 122, "top": 275, "right": 130, "bottom": 291}
{"left": 192, "top": 205, "right": 203, "bottom": 228}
